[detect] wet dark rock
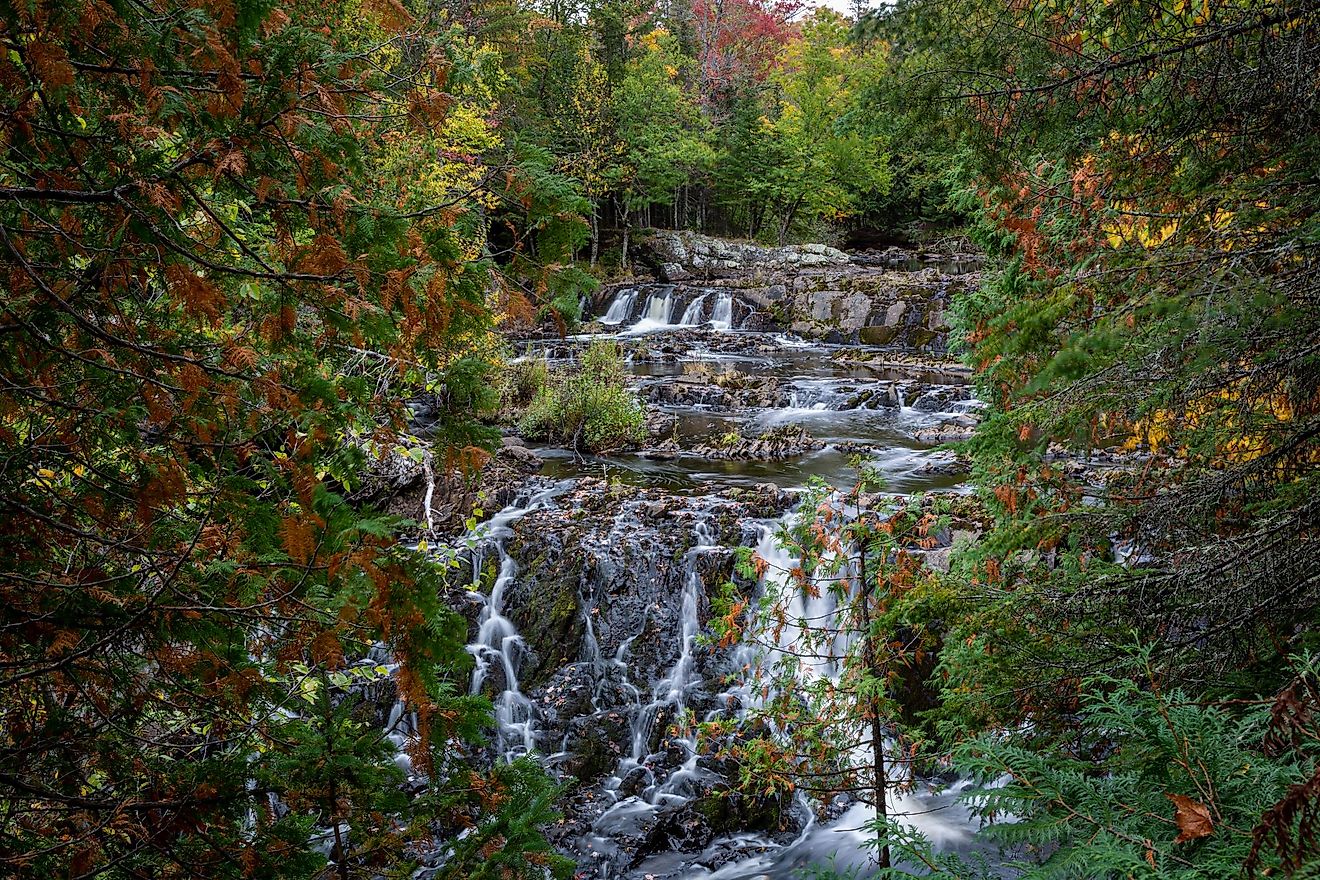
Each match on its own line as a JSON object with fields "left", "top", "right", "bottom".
{"left": 644, "top": 409, "right": 678, "bottom": 442}
{"left": 627, "top": 786, "right": 798, "bottom": 869}
{"left": 617, "top": 765, "right": 653, "bottom": 798}
{"left": 917, "top": 450, "right": 971, "bottom": 477}
{"left": 911, "top": 416, "right": 980, "bottom": 445}
{"left": 500, "top": 535, "right": 587, "bottom": 693}
{"left": 905, "top": 384, "right": 977, "bottom": 412}
{"left": 643, "top": 371, "right": 789, "bottom": 410}
{"left": 478, "top": 484, "right": 750, "bottom": 778}
{"left": 533, "top": 662, "right": 602, "bottom": 749}
{"left": 562, "top": 710, "right": 633, "bottom": 779}
{"left": 693, "top": 424, "right": 824, "bottom": 461}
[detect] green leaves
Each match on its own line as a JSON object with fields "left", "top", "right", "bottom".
{"left": 516, "top": 340, "right": 646, "bottom": 453}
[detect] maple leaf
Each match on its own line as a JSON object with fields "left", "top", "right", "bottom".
{"left": 1167, "top": 792, "right": 1214, "bottom": 843}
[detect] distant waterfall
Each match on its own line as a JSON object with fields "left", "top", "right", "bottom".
{"left": 678, "top": 294, "right": 708, "bottom": 326}
{"left": 709, "top": 291, "right": 734, "bottom": 330}
{"left": 600, "top": 289, "right": 638, "bottom": 325}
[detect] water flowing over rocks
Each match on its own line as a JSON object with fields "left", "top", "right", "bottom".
{"left": 618, "top": 230, "right": 983, "bottom": 351}
{"left": 360, "top": 235, "right": 1013, "bottom": 877}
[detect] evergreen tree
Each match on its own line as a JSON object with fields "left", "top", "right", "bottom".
{"left": 0, "top": 1, "right": 569, "bottom": 876}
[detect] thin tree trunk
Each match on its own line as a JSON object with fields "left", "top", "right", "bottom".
{"left": 620, "top": 200, "right": 630, "bottom": 272}
{"left": 857, "top": 535, "right": 891, "bottom": 869}
{"left": 589, "top": 202, "right": 599, "bottom": 268}
{"left": 322, "top": 669, "right": 352, "bottom": 880}
{"left": 778, "top": 196, "right": 804, "bottom": 247}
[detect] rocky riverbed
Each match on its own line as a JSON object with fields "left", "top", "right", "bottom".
{"left": 362, "top": 234, "right": 1033, "bottom": 878}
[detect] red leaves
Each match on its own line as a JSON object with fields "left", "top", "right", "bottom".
{"left": 26, "top": 40, "right": 74, "bottom": 91}
{"left": 407, "top": 88, "right": 452, "bottom": 132}
{"left": 692, "top": 0, "right": 801, "bottom": 103}
{"left": 364, "top": 0, "right": 415, "bottom": 31}
{"left": 293, "top": 233, "right": 349, "bottom": 278}
{"left": 1167, "top": 793, "right": 1215, "bottom": 843}
{"left": 165, "top": 263, "right": 225, "bottom": 325}
{"left": 279, "top": 515, "right": 316, "bottom": 565}
{"left": 309, "top": 629, "right": 344, "bottom": 670}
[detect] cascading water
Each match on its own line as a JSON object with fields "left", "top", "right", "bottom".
{"left": 464, "top": 483, "right": 569, "bottom": 761}
{"left": 709, "top": 291, "right": 734, "bottom": 330}
{"left": 645, "top": 290, "right": 675, "bottom": 324}
{"left": 691, "top": 504, "right": 1000, "bottom": 879}
{"left": 678, "top": 294, "right": 708, "bottom": 326}
{"left": 602, "top": 288, "right": 639, "bottom": 325}
{"left": 583, "top": 513, "right": 721, "bottom": 860}
{"left": 595, "top": 284, "right": 742, "bottom": 334}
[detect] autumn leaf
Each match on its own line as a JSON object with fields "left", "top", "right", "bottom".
{"left": 1167, "top": 792, "right": 1214, "bottom": 843}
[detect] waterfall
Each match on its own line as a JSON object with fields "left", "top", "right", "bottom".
{"left": 709, "top": 291, "right": 734, "bottom": 330}
{"left": 462, "top": 483, "right": 569, "bottom": 761}
{"left": 644, "top": 290, "right": 674, "bottom": 324}
{"left": 600, "top": 285, "right": 745, "bottom": 333}
{"left": 600, "top": 288, "right": 638, "bottom": 325}
{"left": 594, "top": 515, "right": 719, "bottom": 814}
{"left": 701, "top": 504, "right": 1000, "bottom": 876}
{"left": 678, "top": 294, "right": 708, "bottom": 326}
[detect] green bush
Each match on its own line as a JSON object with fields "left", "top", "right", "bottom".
{"left": 501, "top": 358, "right": 549, "bottom": 411}
{"left": 517, "top": 341, "right": 645, "bottom": 453}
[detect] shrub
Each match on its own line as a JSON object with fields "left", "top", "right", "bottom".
{"left": 501, "top": 358, "right": 549, "bottom": 411}
{"left": 517, "top": 341, "right": 645, "bottom": 453}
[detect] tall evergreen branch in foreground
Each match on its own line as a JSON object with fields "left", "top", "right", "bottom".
{"left": 0, "top": 1, "right": 569, "bottom": 877}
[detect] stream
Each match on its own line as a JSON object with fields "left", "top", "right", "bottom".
{"left": 411, "top": 267, "right": 1009, "bottom": 878}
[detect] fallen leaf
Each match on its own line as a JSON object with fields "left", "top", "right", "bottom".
{"left": 1167, "top": 793, "right": 1214, "bottom": 843}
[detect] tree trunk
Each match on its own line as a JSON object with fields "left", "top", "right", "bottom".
{"left": 857, "top": 536, "right": 891, "bottom": 869}
{"left": 620, "top": 200, "right": 630, "bottom": 272}
{"left": 589, "top": 202, "right": 599, "bottom": 268}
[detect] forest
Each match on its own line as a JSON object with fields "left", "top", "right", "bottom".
{"left": 0, "top": 0, "right": 1316, "bottom": 878}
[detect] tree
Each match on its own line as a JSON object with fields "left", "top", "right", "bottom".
{"left": 708, "top": 10, "right": 890, "bottom": 243}
{"left": 845, "top": 0, "right": 1320, "bottom": 872}
{"left": 704, "top": 472, "right": 951, "bottom": 869}
{"left": 610, "top": 27, "right": 714, "bottom": 239}
{"left": 0, "top": 1, "right": 567, "bottom": 876}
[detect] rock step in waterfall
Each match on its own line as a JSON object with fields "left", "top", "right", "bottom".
{"left": 599, "top": 285, "right": 739, "bottom": 332}
{"left": 586, "top": 230, "right": 982, "bottom": 349}
{"left": 439, "top": 471, "right": 997, "bottom": 879}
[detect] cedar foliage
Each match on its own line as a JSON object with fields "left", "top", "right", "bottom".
{"left": 0, "top": 1, "right": 568, "bottom": 877}
{"left": 843, "top": 0, "right": 1320, "bottom": 874}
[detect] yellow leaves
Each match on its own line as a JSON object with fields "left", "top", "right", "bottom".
{"left": 1102, "top": 208, "right": 1179, "bottom": 250}
{"left": 1120, "top": 379, "right": 1309, "bottom": 468}
{"left": 638, "top": 27, "right": 670, "bottom": 52}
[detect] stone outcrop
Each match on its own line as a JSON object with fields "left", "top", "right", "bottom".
{"left": 632, "top": 229, "right": 982, "bottom": 351}
{"left": 641, "top": 230, "right": 851, "bottom": 281}
{"left": 348, "top": 433, "right": 541, "bottom": 536}
{"left": 691, "top": 424, "right": 823, "bottom": 460}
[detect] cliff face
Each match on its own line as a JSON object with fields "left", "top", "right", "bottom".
{"left": 635, "top": 230, "right": 981, "bottom": 351}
